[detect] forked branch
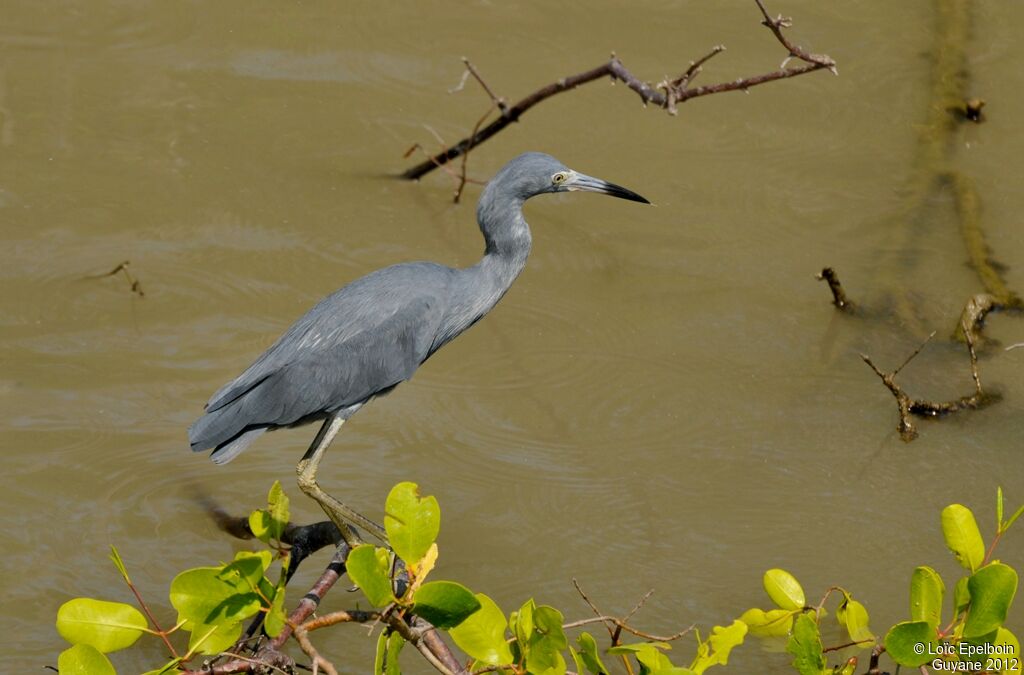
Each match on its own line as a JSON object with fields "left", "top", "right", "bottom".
{"left": 401, "top": 0, "right": 835, "bottom": 181}
{"left": 861, "top": 322, "right": 994, "bottom": 442}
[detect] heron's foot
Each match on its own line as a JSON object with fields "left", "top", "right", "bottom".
{"left": 296, "top": 457, "right": 388, "bottom": 545}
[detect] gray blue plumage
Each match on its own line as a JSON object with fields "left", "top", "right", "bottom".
{"left": 189, "top": 152, "right": 649, "bottom": 464}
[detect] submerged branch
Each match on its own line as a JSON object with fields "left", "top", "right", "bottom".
{"left": 946, "top": 170, "right": 1023, "bottom": 310}
{"left": 83, "top": 260, "right": 145, "bottom": 298}
{"left": 861, "top": 322, "right": 994, "bottom": 442}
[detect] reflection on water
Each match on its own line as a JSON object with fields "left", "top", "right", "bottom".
{"left": 1, "top": 1, "right": 1023, "bottom": 672}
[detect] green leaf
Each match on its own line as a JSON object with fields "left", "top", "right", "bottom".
{"left": 836, "top": 597, "right": 873, "bottom": 643}
{"left": 998, "top": 487, "right": 1005, "bottom": 531}
{"left": 265, "top": 581, "right": 287, "bottom": 638}
{"left": 526, "top": 605, "right": 569, "bottom": 674}
{"left": 764, "top": 569, "right": 806, "bottom": 611}
{"left": 169, "top": 566, "right": 261, "bottom": 628}
{"left": 609, "top": 643, "right": 675, "bottom": 674}
{"left": 608, "top": 642, "right": 672, "bottom": 654}
{"left": 347, "top": 544, "right": 395, "bottom": 607}
{"left": 636, "top": 646, "right": 675, "bottom": 674}
{"left": 785, "top": 614, "right": 826, "bottom": 675}
{"left": 739, "top": 607, "right": 793, "bottom": 638}
{"left": 526, "top": 646, "right": 566, "bottom": 675}
{"left": 569, "top": 646, "right": 587, "bottom": 675}
{"left": 964, "top": 562, "right": 1018, "bottom": 638}
{"left": 1006, "top": 504, "right": 1024, "bottom": 533}
{"left": 577, "top": 632, "right": 610, "bottom": 674}
{"left": 834, "top": 657, "right": 857, "bottom": 675}
{"left": 58, "top": 644, "right": 116, "bottom": 675}
{"left": 910, "top": 566, "right": 944, "bottom": 628}
{"left": 267, "top": 480, "right": 290, "bottom": 541}
{"left": 449, "top": 593, "right": 514, "bottom": 666}
{"left": 140, "top": 658, "right": 184, "bottom": 675}
{"left": 374, "top": 627, "right": 387, "bottom": 675}
{"left": 249, "top": 482, "right": 291, "bottom": 543}
{"left": 883, "top": 620, "right": 936, "bottom": 667}
{"left": 108, "top": 545, "right": 131, "bottom": 586}
{"left": 942, "top": 504, "right": 986, "bottom": 572}
{"left": 994, "top": 627, "right": 1021, "bottom": 675}
{"left": 690, "top": 620, "right": 747, "bottom": 674}
{"left": 374, "top": 629, "right": 405, "bottom": 674}
{"left": 532, "top": 605, "right": 569, "bottom": 650}
{"left": 218, "top": 551, "right": 272, "bottom": 595}
{"left": 512, "top": 598, "right": 535, "bottom": 652}
{"left": 412, "top": 580, "right": 481, "bottom": 629}
{"left": 56, "top": 598, "right": 147, "bottom": 653}
{"left": 954, "top": 576, "right": 972, "bottom": 617}
{"left": 248, "top": 510, "right": 272, "bottom": 543}
{"left": 385, "top": 482, "right": 440, "bottom": 566}
{"left": 187, "top": 620, "right": 242, "bottom": 655}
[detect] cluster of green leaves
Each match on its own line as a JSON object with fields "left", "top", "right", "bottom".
{"left": 55, "top": 482, "right": 294, "bottom": 674}
{"left": 346, "top": 481, "right": 481, "bottom": 673}
{"left": 737, "top": 568, "right": 869, "bottom": 675}
{"left": 731, "top": 490, "right": 1022, "bottom": 675}
{"left": 355, "top": 483, "right": 746, "bottom": 675}
{"left": 884, "top": 492, "right": 1022, "bottom": 672}
{"left": 54, "top": 483, "right": 1021, "bottom": 675}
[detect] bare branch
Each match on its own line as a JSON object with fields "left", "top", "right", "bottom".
{"left": 402, "top": 0, "right": 835, "bottom": 180}
{"left": 753, "top": 0, "right": 836, "bottom": 72}
{"left": 894, "top": 331, "right": 936, "bottom": 377}
{"left": 460, "top": 58, "right": 508, "bottom": 114}
{"left": 861, "top": 327, "right": 994, "bottom": 442}
{"left": 562, "top": 616, "right": 694, "bottom": 643}
{"left": 292, "top": 625, "right": 339, "bottom": 675}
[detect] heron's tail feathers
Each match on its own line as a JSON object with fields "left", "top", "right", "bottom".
{"left": 210, "top": 427, "right": 266, "bottom": 465}
{"left": 189, "top": 403, "right": 267, "bottom": 464}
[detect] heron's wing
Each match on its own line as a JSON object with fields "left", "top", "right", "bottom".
{"left": 204, "top": 263, "right": 451, "bottom": 416}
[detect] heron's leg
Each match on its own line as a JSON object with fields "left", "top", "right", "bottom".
{"left": 296, "top": 416, "right": 388, "bottom": 544}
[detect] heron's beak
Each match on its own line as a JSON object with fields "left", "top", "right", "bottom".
{"left": 565, "top": 172, "right": 650, "bottom": 204}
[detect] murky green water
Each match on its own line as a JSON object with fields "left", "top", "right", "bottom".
{"left": 2, "top": 1, "right": 1023, "bottom": 672}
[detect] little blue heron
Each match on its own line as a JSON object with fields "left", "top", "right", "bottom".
{"left": 188, "top": 152, "right": 649, "bottom": 542}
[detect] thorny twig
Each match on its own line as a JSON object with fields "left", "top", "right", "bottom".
{"left": 460, "top": 57, "right": 508, "bottom": 113}
{"left": 561, "top": 616, "right": 694, "bottom": 643}
{"left": 571, "top": 578, "right": 693, "bottom": 675}
{"left": 402, "top": 0, "right": 836, "bottom": 181}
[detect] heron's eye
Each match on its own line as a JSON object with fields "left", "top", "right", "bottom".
{"left": 552, "top": 172, "right": 568, "bottom": 185}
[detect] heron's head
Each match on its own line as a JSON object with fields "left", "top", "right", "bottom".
{"left": 490, "top": 152, "right": 650, "bottom": 204}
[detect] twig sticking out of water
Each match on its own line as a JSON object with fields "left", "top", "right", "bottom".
{"left": 85, "top": 260, "right": 144, "bottom": 297}
{"left": 816, "top": 267, "right": 854, "bottom": 312}
{"left": 956, "top": 292, "right": 998, "bottom": 345}
{"left": 401, "top": 0, "right": 836, "bottom": 181}
{"left": 861, "top": 322, "right": 993, "bottom": 442}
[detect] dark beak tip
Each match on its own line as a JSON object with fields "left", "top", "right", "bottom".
{"left": 604, "top": 182, "right": 650, "bottom": 205}
{"left": 619, "top": 189, "right": 651, "bottom": 205}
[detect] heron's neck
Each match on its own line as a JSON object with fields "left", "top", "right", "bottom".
{"left": 476, "top": 194, "right": 532, "bottom": 293}
{"left": 432, "top": 197, "right": 532, "bottom": 352}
